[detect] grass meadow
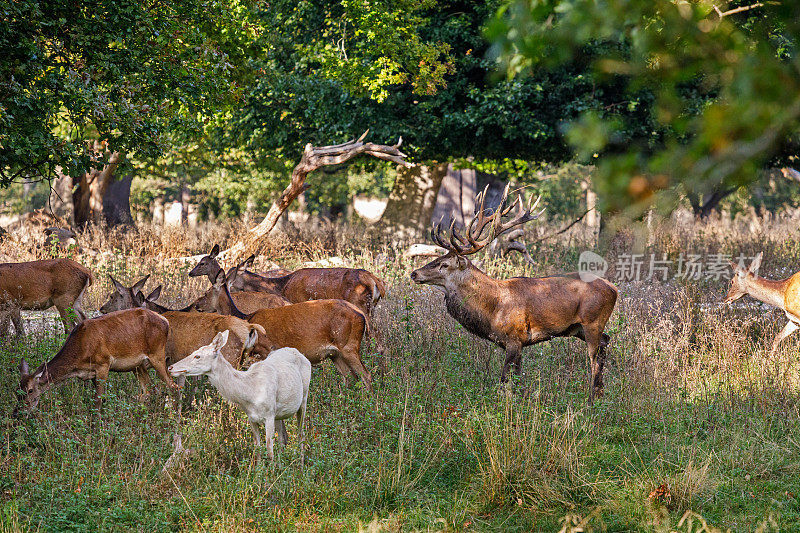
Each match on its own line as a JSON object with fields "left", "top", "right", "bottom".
{"left": 1, "top": 213, "right": 800, "bottom": 532}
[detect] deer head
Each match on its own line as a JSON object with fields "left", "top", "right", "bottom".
{"left": 100, "top": 275, "right": 150, "bottom": 313}
{"left": 189, "top": 244, "right": 221, "bottom": 278}
{"left": 411, "top": 185, "right": 543, "bottom": 287}
{"left": 15, "top": 358, "right": 44, "bottom": 414}
{"left": 225, "top": 255, "right": 255, "bottom": 292}
{"left": 191, "top": 270, "right": 227, "bottom": 313}
{"left": 168, "top": 330, "right": 229, "bottom": 377}
{"left": 724, "top": 252, "right": 763, "bottom": 304}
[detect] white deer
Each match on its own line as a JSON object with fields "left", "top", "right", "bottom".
{"left": 168, "top": 330, "right": 311, "bottom": 462}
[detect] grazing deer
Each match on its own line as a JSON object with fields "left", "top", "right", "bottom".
{"left": 724, "top": 253, "right": 800, "bottom": 355}
{"left": 193, "top": 270, "right": 373, "bottom": 390}
{"left": 410, "top": 186, "right": 618, "bottom": 404}
{"left": 190, "top": 245, "right": 385, "bottom": 316}
{"left": 15, "top": 308, "right": 173, "bottom": 414}
{"left": 1, "top": 258, "right": 92, "bottom": 336}
{"left": 168, "top": 330, "right": 311, "bottom": 462}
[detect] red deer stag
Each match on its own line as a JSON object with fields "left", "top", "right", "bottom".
{"left": 191, "top": 270, "right": 373, "bottom": 390}
{"left": 189, "top": 245, "right": 385, "bottom": 316}
{"left": 724, "top": 253, "right": 800, "bottom": 355}
{"left": 410, "top": 186, "right": 618, "bottom": 404}
{"left": 15, "top": 308, "right": 173, "bottom": 414}
{"left": 1, "top": 258, "right": 92, "bottom": 336}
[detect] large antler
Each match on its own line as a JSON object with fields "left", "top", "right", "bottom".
{"left": 431, "top": 184, "right": 544, "bottom": 256}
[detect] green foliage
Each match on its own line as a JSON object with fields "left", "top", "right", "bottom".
{"left": 490, "top": 0, "right": 800, "bottom": 213}
{"left": 287, "top": 0, "right": 455, "bottom": 102}
{"left": 0, "top": 0, "right": 248, "bottom": 185}
{"left": 228, "top": 1, "right": 658, "bottom": 170}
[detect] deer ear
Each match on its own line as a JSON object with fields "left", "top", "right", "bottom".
{"left": 212, "top": 269, "right": 226, "bottom": 287}
{"left": 19, "top": 358, "right": 29, "bottom": 377}
{"left": 147, "top": 285, "right": 162, "bottom": 302}
{"left": 108, "top": 274, "right": 125, "bottom": 292}
{"left": 132, "top": 274, "right": 150, "bottom": 293}
{"left": 748, "top": 252, "right": 763, "bottom": 275}
{"left": 456, "top": 255, "right": 469, "bottom": 268}
{"left": 134, "top": 291, "right": 146, "bottom": 307}
{"left": 213, "top": 330, "right": 230, "bottom": 351}
{"left": 244, "top": 254, "right": 255, "bottom": 268}
{"left": 209, "top": 244, "right": 220, "bottom": 258}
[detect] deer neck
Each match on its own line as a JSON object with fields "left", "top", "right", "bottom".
{"left": 219, "top": 285, "right": 249, "bottom": 319}
{"left": 443, "top": 265, "right": 501, "bottom": 336}
{"left": 207, "top": 357, "right": 253, "bottom": 409}
{"left": 744, "top": 276, "right": 788, "bottom": 309}
{"left": 32, "top": 338, "right": 81, "bottom": 389}
{"left": 247, "top": 270, "right": 286, "bottom": 292}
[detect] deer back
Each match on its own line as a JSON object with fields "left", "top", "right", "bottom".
{"left": 162, "top": 311, "right": 264, "bottom": 366}
{"left": 247, "top": 299, "right": 366, "bottom": 363}
{"left": 281, "top": 268, "right": 383, "bottom": 313}
{"left": 0, "top": 259, "right": 91, "bottom": 309}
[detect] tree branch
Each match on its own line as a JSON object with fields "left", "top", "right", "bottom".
{"left": 713, "top": 3, "right": 771, "bottom": 18}
{"left": 782, "top": 167, "right": 800, "bottom": 184}
{"left": 221, "top": 131, "right": 414, "bottom": 260}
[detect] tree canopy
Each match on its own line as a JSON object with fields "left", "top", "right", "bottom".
{"left": 490, "top": 0, "right": 800, "bottom": 213}
{"left": 0, "top": 0, "right": 248, "bottom": 185}
{"left": 227, "top": 1, "right": 657, "bottom": 168}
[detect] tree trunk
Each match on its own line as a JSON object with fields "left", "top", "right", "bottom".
{"left": 581, "top": 175, "right": 600, "bottom": 244}
{"left": 377, "top": 162, "right": 449, "bottom": 238}
{"left": 69, "top": 145, "right": 126, "bottom": 227}
{"left": 688, "top": 186, "right": 736, "bottom": 219}
{"left": 49, "top": 172, "right": 75, "bottom": 226}
{"left": 103, "top": 175, "right": 134, "bottom": 226}
{"left": 221, "top": 131, "right": 411, "bottom": 260}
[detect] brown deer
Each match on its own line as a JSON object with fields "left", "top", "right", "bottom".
{"left": 189, "top": 245, "right": 386, "bottom": 316}
{"left": 184, "top": 270, "right": 289, "bottom": 313}
{"left": 0, "top": 258, "right": 92, "bottom": 336}
{"left": 192, "top": 270, "right": 373, "bottom": 390}
{"left": 15, "top": 308, "right": 173, "bottom": 414}
{"left": 410, "top": 186, "right": 618, "bottom": 404}
{"left": 98, "top": 276, "right": 266, "bottom": 463}
{"left": 724, "top": 253, "right": 800, "bottom": 355}
{"left": 99, "top": 275, "right": 268, "bottom": 365}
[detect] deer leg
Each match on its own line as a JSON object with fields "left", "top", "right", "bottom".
{"left": 297, "top": 402, "right": 306, "bottom": 466}
{"left": 148, "top": 350, "right": 178, "bottom": 392}
{"left": 134, "top": 367, "right": 153, "bottom": 402}
{"left": 10, "top": 308, "right": 24, "bottom": 337}
{"left": 264, "top": 417, "right": 275, "bottom": 461}
{"left": 94, "top": 366, "right": 109, "bottom": 411}
{"left": 344, "top": 353, "right": 373, "bottom": 392}
{"left": 583, "top": 326, "right": 604, "bottom": 406}
{"left": 276, "top": 420, "right": 288, "bottom": 445}
{"left": 331, "top": 356, "right": 355, "bottom": 388}
{"left": 0, "top": 312, "right": 9, "bottom": 337}
{"left": 249, "top": 419, "right": 262, "bottom": 447}
{"left": 771, "top": 321, "right": 799, "bottom": 357}
{"left": 55, "top": 302, "right": 78, "bottom": 333}
{"left": 501, "top": 343, "right": 521, "bottom": 382}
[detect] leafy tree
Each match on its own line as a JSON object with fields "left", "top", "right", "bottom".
{"left": 489, "top": 0, "right": 800, "bottom": 215}
{"left": 0, "top": 0, "right": 250, "bottom": 222}
{"left": 222, "top": 1, "right": 666, "bottom": 235}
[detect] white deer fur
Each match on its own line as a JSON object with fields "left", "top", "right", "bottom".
{"left": 168, "top": 330, "right": 311, "bottom": 461}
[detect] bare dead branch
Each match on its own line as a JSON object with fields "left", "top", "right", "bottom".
{"left": 713, "top": 2, "right": 771, "bottom": 17}
{"left": 781, "top": 167, "right": 800, "bottom": 183}
{"left": 221, "top": 131, "right": 414, "bottom": 260}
